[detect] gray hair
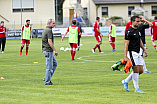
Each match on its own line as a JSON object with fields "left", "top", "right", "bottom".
{"left": 47, "top": 19, "right": 54, "bottom": 25}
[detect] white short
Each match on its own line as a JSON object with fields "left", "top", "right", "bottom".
{"left": 139, "top": 44, "right": 146, "bottom": 56}
{"left": 127, "top": 51, "right": 143, "bottom": 66}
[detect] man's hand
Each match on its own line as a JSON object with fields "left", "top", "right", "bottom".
{"left": 124, "top": 57, "right": 129, "bottom": 62}
{"left": 54, "top": 50, "right": 58, "bottom": 56}
{"left": 100, "top": 33, "right": 103, "bottom": 37}
{"left": 144, "top": 51, "right": 148, "bottom": 57}
{"left": 61, "top": 37, "right": 64, "bottom": 41}
{"left": 61, "top": 38, "right": 63, "bottom": 41}
{"left": 139, "top": 16, "right": 145, "bottom": 21}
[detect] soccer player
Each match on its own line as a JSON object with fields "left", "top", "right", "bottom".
{"left": 61, "top": 19, "right": 81, "bottom": 60}
{"left": 122, "top": 16, "right": 147, "bottom": 93}
{"left": 125, "top": 19, "right": 132, "bottom": 34}
{"left": 108, "top": 20, "right": 116, "bottom": 52}
{"left": 19, "top": 19, "right": 32, "bottom": 56}
{"left": 42, "top": 19, "right": 58, "bottom": 85}
{"left": 92, "top": 17, "right": 103, "bottom": 53}
{"left": 138, "top": 16, "right": 152, "bottom": 73}
{"left": 76, "top": 20, "right": 82, "bottom": 51}
{"left": 0, "top": 21, "right": 6, "bottom": 53}
{"left": 151, "top": 16, "right": 157, "bottom": 51}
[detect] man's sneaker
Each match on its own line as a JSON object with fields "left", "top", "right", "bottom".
{"left": 43, "top": 78, "right": 45, "bottom": 81}
{"left": 99, "top": 51, "right": 104, "bottom": 53}
{"left": 144, "top": 70, "right": 151, "bottom": 73}
{"left": 121, "top": 80, "right": 129, "bottom": 92}
{"left": 135, "top": 89, "right": 144, "bottom": 93}
{"left": 45, "top": 81, "right": 53, "bottom": 85}
{"left": 92, "top": 48, "right": 95, "bottom": 53}
{"left": 71, "top": 59, "right": 75, "bottom": 61}
{"left": 156, "top": 48, "right": 157, "bottom": 52}
{"left": 26, "top": 53, "right": 28, "bottom": 56}
{"left": 1, "top": 51, "right": 4, "bottom": 53}
{"left": 112, "top": 49, "right": 116, "bottom": 52}
{"left": 19, "top": 52, "right": 22, "bottom": 56}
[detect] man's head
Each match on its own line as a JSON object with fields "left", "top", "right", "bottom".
{"left": 47, "top": 19, "right": 55, "bottom": 28}
{"left": 131, "top": 16, "right": 140, "bottom": 28}
{"left": 96, "top": 17, "right": 100, "bottom": 22}
{"left": 154, "top": 16, "right": 157, "bottom": 20}
{"left": 26, "top": 19, "right": 30, "bottom": 26}
{"left": 139, "top": 17, "right": 144, "bottom": 25}
{"left": 1, "top": 21, "right": 4, "bottom": 26}
{"left": 108, "top": 20, "right": 113, "bottom": 25}
{"left": 72, "top": 19, "right": 76, "bottom": 25}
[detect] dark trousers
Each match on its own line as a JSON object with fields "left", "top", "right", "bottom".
{"left": 78, "top": 35, "right": 81, "bottom": 46}
{"left": 0, "top": 38, "right": 6, "bottom": 51}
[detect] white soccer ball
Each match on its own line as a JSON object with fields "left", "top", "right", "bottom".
{"left": 60, "top": 47, "right": 64, "bottom": 51}
{"left": 64, "top": 47, "right": 70, "bottom": 51}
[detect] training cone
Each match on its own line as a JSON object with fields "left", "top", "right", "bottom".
{"left": 0, "top": 77, "right": 5, "bottom": 79}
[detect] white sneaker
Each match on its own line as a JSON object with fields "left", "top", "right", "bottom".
{"left": 99, "top": 51, "right": 104, "bottom": 53}
{"left": 92, "top": 49, "right": 95, "bottom": 53}
{"left": 1, "top": 51, "right": 4, "bottom": 53}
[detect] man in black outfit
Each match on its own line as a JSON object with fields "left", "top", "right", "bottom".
{"left": 138, "top": 16, "right": 153, "bottom": 73}
{"left": 121, "top": 16, "right": 147, "bottom": 93}
{"left": 76, "top": 20, "right": 82, "bottom": 51}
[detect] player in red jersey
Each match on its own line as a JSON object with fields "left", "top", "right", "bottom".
{"left": 62, "top": 19, "right": 81, "bottom": 60}
{"left": 125, "top": 19, "right": 132, "bottom": 34}
{"left": 19, "top": 19, "right": 32, "bottom": 56}
{"left": 0, "top": 21, "right": 6, "bottom": 53}
{"left": 92, "top": 17, "right": 103, "bottom": 53}
{"left": 151, "top": 16, "right": 157, "bottom": 51}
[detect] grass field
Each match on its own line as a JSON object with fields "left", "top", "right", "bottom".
{"left": 0, "top": 36, "right": 157, "bottom": 104}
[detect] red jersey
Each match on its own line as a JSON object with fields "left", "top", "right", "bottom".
{"left": 94, "top": 21, "right": 100, "bottom": 37}
{"left": 151, "top": 20, "right": 157, "bottom": 40}
{"left": 21, "top": 25, "right": 32, "bottom": 31}
{"left": 0, "top": 26, "right": 6, "bottom": 38}
{"left": 67, "top": 25, "right": 81, "bottom": 33}
{"left": 125, "top": 21, "right": 132, "bottom": 34}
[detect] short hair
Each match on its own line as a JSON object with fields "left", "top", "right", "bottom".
{"left": 72, "top": 19, "right": 76, "bottom": 25}
{"left": 47, "top": 18, "right": 53, "bottom": 25}
{"left": 131, "top": 16, "right": 140, "bottom": 23}
{"left": 96, "top": 17, "right": 100, "bottom": 20}
{"left": 1, "top": 21, "right": 4, "bottom": 23}
{"left": 154, "top": 16, "right": 157, "bottom": 20}
{"left": 26, "top": 19, "right": 30, "bottom": 22}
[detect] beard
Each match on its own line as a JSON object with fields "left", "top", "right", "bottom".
{"left": 134, "top": 25, "right": 138, "bottom": 28}
{"left": 27, "top": 23, "right": 29, "bottom": 26}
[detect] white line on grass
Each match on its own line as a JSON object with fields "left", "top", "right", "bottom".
{"left": 77, "top": 54, "right": 117, "bottom": 63}
{"left": 0, "top": 63, "right": 41, "bottom": 67}
{"left": 77, "top": 54, "right": 157, "bottom": 63}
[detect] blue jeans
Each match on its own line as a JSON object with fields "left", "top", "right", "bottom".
{"left": 43, "top": 51, "right": 57, "bottom": 85}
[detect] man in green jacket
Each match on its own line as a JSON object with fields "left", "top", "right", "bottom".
{"left": 19, "top": 19, "right": 32, "bottom": 56}
{"left": 108, "top": 20, "right": 116, "bottom": 52}
{"left": 62, "top": 19, "right": 81, "bottom": 60}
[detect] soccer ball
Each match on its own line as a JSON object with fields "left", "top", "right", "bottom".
{"left": 60, "top": 47, "right": 64, "bottom": 51}
{"left": 64, "top": 47, "right": 70, "bottom": 51}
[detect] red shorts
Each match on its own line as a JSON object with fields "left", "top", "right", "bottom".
{"left": 151, "top": 35, "right": 157, "bottom": 41}
{"left": 95, "top": 36, "right": 102, "bottom": 42}
{"left": 22, "top": 39, "right": 30, "bottom": 44}
{"left": 69, "top": 43, "right": 78, "bottom": 48}
{"left": 109, "top": 36, "right": 115, "bottom": 42}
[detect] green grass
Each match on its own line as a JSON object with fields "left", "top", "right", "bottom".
{"left": 0, "top": 36, "right": 157, "bottom": 104}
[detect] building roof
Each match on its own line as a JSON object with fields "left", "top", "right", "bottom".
{"left": 92, "top": 0, "right": 157, "bottom": 5}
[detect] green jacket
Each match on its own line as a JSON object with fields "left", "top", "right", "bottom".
{"left": 69, "top": 26, "right": 78, "bottom": 44}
